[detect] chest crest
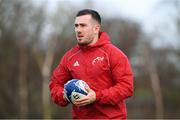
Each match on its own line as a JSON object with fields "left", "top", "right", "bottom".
{"left": 92, "top": 56, "right": 104, "bottom": 65}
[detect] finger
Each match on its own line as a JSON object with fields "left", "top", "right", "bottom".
{"left": 75, "top": 96, "right": 88, "bottom": 102}
{"left": 75, "top": 99, "right": 88, "bottom": 105}
{"left": 74, "top": 100, "right": 90, "bottom": 106}
{"left": 85, "top": 86, "right": 91, "bottom": 92}
{"left": 78, "top": 102, "right": 89, "bottom": 106}
{"left": 74, "top": 97, "right": 89, "bottom": 103}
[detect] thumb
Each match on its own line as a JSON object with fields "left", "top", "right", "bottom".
{"left": 85, "top": 85, "right": 90, "bottom": 92}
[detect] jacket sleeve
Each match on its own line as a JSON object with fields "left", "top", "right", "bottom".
{"left": 49, "top": 56, "right": 72, "bottom": 107}
{"left": 96, "top": 48, "right": 133, "bottom": 105}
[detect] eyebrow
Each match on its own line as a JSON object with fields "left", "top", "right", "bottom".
{"left": 74, "top": 23, "right": 87, "bottom": 27}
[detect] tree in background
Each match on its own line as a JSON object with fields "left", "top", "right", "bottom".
{"left": 0, "top": 0, "right": 180, "bottom": 119}
{"left": 0, "top": 0, "right": 46, "bottom": 118}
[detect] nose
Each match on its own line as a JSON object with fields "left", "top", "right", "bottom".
{"left": 75, "top": 25, "right": 82, "bottom": 33}
{"left": 75, "top": 27, "right": 81, "bottom": 33}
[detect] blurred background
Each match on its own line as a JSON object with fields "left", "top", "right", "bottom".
{"left": 0, "top": 0, "right": 180, "bottom": 119}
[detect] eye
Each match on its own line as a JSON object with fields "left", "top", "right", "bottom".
{"left": 79, "top": 23, "right": 87, "bottom": 27}
{"left": 75, "top": 24, "right": 78, "bottom": 28}
{"left": 81, "top": 24, "right": 86, "bottom": 27}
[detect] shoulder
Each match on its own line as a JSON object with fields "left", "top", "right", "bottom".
{"left": 65, "top": 45, "right": 79, "bottom": 56}
{"left": 61, "top": 45, "right": 80, "bottom": 62}
{"left": 102, "top": 44, "right": 127, "bottom": 59}
{"left": 102, "top": 44, "right": 130, "bottom": 70}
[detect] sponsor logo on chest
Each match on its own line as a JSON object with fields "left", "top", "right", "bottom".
{"left": 72, "top": 56, "right": 104, "bottom": 67}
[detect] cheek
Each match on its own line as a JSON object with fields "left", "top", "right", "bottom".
{"left": 86, "top": 31, "right": 94, "bottom": 39}
{"left": 83, "top": 27, "right": 95, "bottom": 39}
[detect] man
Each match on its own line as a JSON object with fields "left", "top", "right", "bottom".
{"left": 49, "top": 9, "right": 133, "bottom": 119}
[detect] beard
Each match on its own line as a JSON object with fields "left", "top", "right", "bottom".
{"left": 77, "top": 41, "right": 91, "bottom": 46}
{"left": 77, "top": 37, "right": 94, "bottom": 46}
{"left": 78, "top": 42, "right": 88, "bottom": 46}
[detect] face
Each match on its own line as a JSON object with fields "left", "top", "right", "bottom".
{"left": 75, "top": 15, "right": 100, "bottom": 46}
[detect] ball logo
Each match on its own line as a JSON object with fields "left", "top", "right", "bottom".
{"left": 72, "top": 91, "right": 80, "bottom": 100}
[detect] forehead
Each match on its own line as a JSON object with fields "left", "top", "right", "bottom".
{"left": 75, "top": 15, "right": 92, "bottom": 24}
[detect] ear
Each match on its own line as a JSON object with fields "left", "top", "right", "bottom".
{"left": 94, "top": 24, "right": 100, "bottom": 34}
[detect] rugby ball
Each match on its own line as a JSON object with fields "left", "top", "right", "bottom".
{"left": 64, "top": 79, "right": 89, "bottom": 104}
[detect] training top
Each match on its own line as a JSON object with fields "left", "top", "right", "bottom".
{"left": 49, "top": 32, "right": 133, "bottom": 119}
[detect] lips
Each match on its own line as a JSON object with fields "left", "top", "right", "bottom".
{"left": 77, "top": 35, "right": 84, "bottom": 41}
{"left": 77, "top": 35, "right": 83, "bottom": 38}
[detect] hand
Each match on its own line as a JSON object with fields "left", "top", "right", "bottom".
{"left": 74, "top": 87, "right": 96, "bottom": 106}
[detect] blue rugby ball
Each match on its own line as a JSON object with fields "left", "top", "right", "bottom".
{"left": 64, "top": 79, "right": 89, "bottom": 104}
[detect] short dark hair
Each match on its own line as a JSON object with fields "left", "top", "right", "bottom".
{"left": 76, "top": 9, "right": 101, "bottom": 25}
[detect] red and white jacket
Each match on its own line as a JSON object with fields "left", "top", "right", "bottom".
{"left": 49, "top": 32, "right": 133, "bottom": 119}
